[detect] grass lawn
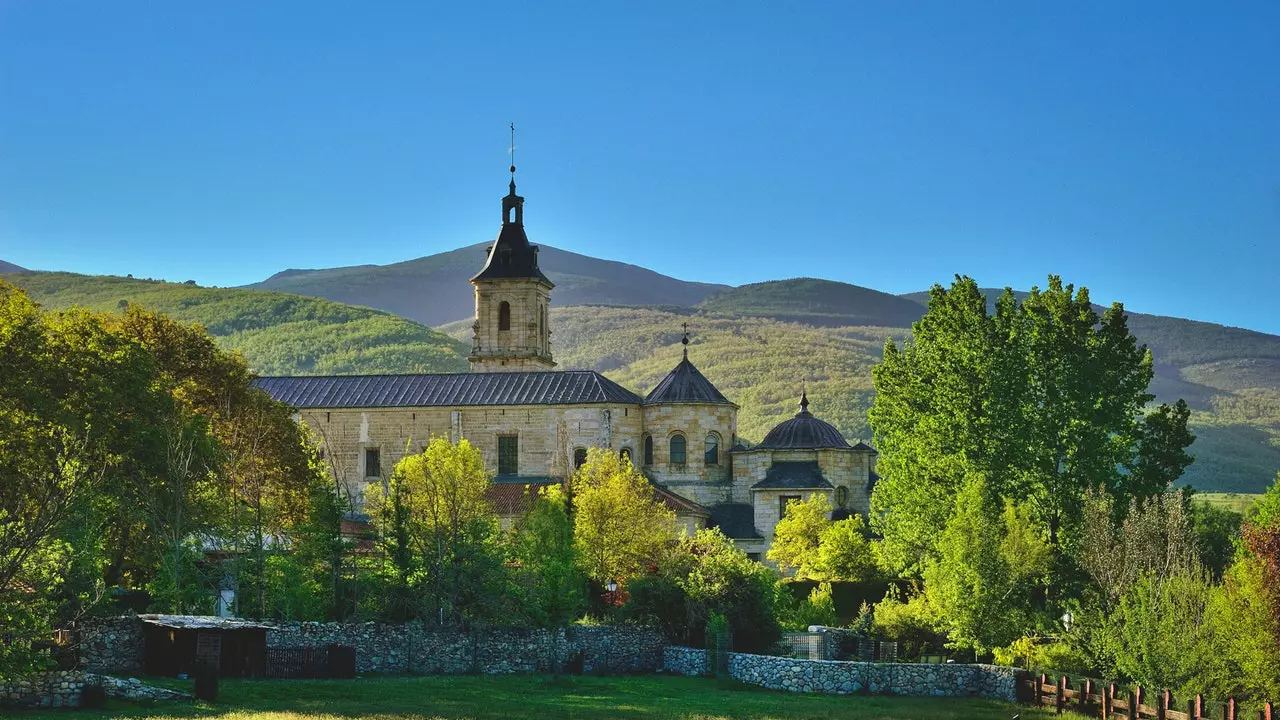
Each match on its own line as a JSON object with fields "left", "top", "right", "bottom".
{"left": 18, "top": 674, "right": 1091, "bottom": 720}
{"left": 1195, "top": 492, "right": 1261, "bottom": 514}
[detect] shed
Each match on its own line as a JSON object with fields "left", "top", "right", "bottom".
{"left": 140, "top": 615, "right": 270, "bottom": 678}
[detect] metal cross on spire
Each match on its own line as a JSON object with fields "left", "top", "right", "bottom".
{"left": 508, "top": 123, "right": 517, "bottom": 179}
{"left": 681, "top": 322, "right": 690, "bottom": 359}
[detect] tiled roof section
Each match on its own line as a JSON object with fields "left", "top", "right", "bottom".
{"left": 486, "top": 481, "right": 557, "bottom": 517}
{"left": 850, "top": 441, "right": 878, "bottom": 454}
{"left": 752, "top": 461, "right": 834, "bottom": 490}
{"left": 709, "top": 503, "right": 762, "bottom": 539}
{"left": 756, "top": 410, "right": 851, "bottom": 450}
{"left": 652, "top": 485, "right": 710, "bottom": 517}
{"left": 643, "top": 356, "right": 733, "bottom": 405}
{"left": 253, "top": 371, "right": 643, "bottom": 409}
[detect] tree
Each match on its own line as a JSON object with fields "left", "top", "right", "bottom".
{"left": 923, "top": 474, "right": 1049, "bottom": 654}
{"left": 366, "top": 437, "right": 506, "bottom": 624}
{"left": 571, "top": 448, "right": 676, "bottom": 586}
{"left": 869, "top": 275, "right": 1193, "bottom": 579}
{"left": 1076, "top": 489, "right": 1200, "bottom": 610}
{"left": 510, "top": 484, "right": 586, "bottom": 627}
{"left": 767, "top": 494, "right": 876, "bottom": 582}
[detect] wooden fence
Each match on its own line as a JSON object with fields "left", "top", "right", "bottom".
{"left": 1020, "top": 673, "right": 1276, "bottom": 720}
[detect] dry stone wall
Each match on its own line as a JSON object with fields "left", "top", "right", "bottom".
{"left": 661, "top": 646, "right": 1017, "bottom": 701}
{"left": 1, "top": 671, "right": 189, "bottom": 709}
{"left": 76, "top": 616, "right": 145, "bottom": 673}
{"left": 262, "top": 622, "right": 666, "bottom": 675}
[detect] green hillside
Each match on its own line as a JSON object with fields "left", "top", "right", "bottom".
{"left": 697, "top": 278, "right": 928, "bottom": 328}
{"left": 9, "top": 272, "right": 470, "bottom": 376}
{"left": 248, "top": 242, "right": 727, "bottom": 327}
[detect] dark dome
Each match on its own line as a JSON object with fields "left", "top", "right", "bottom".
{"left": 756, "top": 394, "right": 851, "bottom": 450}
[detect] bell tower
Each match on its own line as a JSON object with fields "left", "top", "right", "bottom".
{"left": 468, "top": 137, "right": 555, "bottom": 373}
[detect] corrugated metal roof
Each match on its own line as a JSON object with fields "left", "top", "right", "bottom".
{"left": 139, "top": 615, "right": 272, "bottom": 630}
{"left": 253, "top": 371, "right": 643, "bottom": 409}
{"left": 752, "top": 461, "right": 834, "bottom": 490}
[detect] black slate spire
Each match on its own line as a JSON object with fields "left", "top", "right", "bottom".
{"left": 471, "top": 130, "right": 552, "bottom": 284}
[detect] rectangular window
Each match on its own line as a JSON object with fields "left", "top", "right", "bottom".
{"left": 498, "top": 435, "right": 518, "bottom": 476}
{"left": 364, "top": 448, "right": 381, "bottom": 478}
{"left": 779, "top": 495, "right": 801, "bottom": 519}
{"left": 747, "top": 553, "right": 761, "bottom": 562}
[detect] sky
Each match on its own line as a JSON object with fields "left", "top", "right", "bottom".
{"left": 1, "top": 2, "right": 1277, "bottom": 333}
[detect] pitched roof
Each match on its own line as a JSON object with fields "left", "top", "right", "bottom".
{"left": 253, "top": 371, "right": 643, "bottom": 409}
{"left": 751, "top": 461, "right": 834, "bottom": 490}
{"left": 471, "top": 182, "right": 552, "bottom": 284}
{"left": 850, "top": 441, "right": 878, "bottom": 454}
{"left": 486, "top": 481, "right": 556, "bottom": 516}
{"left": 709, "top": 503, "right": 762, "bottom": 539}
{"left": 652, "top": 485, "right": 710, "bottom": 517}
{"left": 644, "top": 355, "right": 733, "bottom": 405}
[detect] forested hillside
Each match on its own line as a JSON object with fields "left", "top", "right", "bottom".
{"left": 249, "top": 242, "right": 726, "bottom": 327}
{"left": 10, "top": 272, "right": 469, "bottom": 376}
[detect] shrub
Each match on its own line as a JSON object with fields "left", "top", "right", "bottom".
{"left": 870, "top": 586, "right": 943, "bottom": 660}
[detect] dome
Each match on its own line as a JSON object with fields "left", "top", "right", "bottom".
{"left": 756, "top": 393, "right": 851, "bottom": 450}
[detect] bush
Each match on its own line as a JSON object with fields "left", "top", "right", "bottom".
{"left": 870, "top": 586, "right": 943, "bottom": 660}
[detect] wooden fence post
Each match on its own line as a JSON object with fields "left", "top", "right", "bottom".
{"left": 1194, "top": 695, "right": 1204, "bottom": 719}
{"left": 1102, "top": 683, "right": 1112, "bottom": 718}
{"left": 1081, "top": 678, "right": 1092, "bottom": 713}
{"left": 1058, "top": 676, "right": 1068, "bottom": 714}
{"left": 1228, "top": 698, "right": 1237, "bottom": 720}
{"left": 1035, "top": 672, "right": 1044, "bottom": 706}
{"left": 1261, "top": 700, "right": 1274, "bottom": 720}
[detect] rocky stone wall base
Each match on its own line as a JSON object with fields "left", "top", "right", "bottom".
{"left": 1, "top": 671, "right": 190, "bottom": 709}
{"left": 661, "top": 646, "right": 1017, "bottom": 701}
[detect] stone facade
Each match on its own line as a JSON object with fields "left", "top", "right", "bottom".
{"left": 661, "top": 646, "right": 1017, "bottom": 701}
{"left": 470, "top": 277, "right": 555, "bottom": 372}
{"left": 640, "top": 403, "right": 737, "bottom": 501}
{"left": 1, "top": 671, "right": 189, "bottom": 709}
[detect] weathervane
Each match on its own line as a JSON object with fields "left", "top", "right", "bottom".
{"left": 509, "top": 123, "right": 517, "bottom": 180}
{"left": 681, "top": 322, "right": 690, "bottom": 360}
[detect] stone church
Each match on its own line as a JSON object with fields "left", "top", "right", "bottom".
{"left": 255, "top": 172, "right": 878, "bottom": 559}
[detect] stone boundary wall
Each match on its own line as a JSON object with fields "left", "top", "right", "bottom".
{"left": 76, "top": 616, "right": 145, "bottom": 673}
{"left": 1, "top": 671, "right": 190, "bottom": 709}
{"left": 661, "top": 646, "right": 1017, "bottom": 701}
{"left": 266, "top": 622, "right": 664, "bottom": 675}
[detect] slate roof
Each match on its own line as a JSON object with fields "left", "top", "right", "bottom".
{"left": 471, "top": 181, "right": 552, "bottom": 284}
{"left": 709, "top": 503, "right": 762, "bottom": 539}
{"left": 755, "top": 395, "right": 851, "bottom": 450}
{"left": 850, "top": 441, "right": 878, "bottom": 454}
{"left": 253, "top": 371, "right": 643, "bottom": 409}
{"left": 751, "top": 461, "right": 834, "bottom": 490}
{"left": 644, "top": 355, "right": 734, "bottom": 405}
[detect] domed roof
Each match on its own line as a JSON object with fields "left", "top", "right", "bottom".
{"left": 756, "top": 393, "right": 851, "bottom": 450}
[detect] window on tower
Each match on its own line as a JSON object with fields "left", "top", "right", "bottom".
{"left": 643, "top": 435, "right": 653, "bottom": 466}
{"left": 670, "top": 433, "right": 687, "bottom": 465}
{"left": 499, "top": 301, "right": 511, "bottom": 331}
{"left": 704, "top": 433, "right": 720, "bottom": 465}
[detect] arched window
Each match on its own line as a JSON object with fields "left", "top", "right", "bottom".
{"left": 498, "top": 301, "right": 511, "bottom": 331}
{"left": 704, "top": 433, "right": 720, "bottom": 465}
{"left": 574, "top": 447, "right": 588, "bottom": 469}
{"left": 670, "top": 433, "right": 686, "bottom": 465}
{"left": 643, "top": 435, "right": 653, "bottom": 466}
{"left": 620, "top": 447, "right": 632, "bottom": 464}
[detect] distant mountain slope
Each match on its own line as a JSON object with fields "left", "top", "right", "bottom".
{"left": 697, "top": 278, "right": 928, "bottom": 328}
{"left": 247, "top": 243, "right": 727, "bottom": 327}
{"left": 0, "top": 260, "right": 26, "bottom": 273}
{"left": 10, "top": 273, "right": 469, "bottom": 376}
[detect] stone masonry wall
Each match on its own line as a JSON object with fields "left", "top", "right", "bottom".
{"left": 661, "top": 646, "right": 1017, "bottom": 702}
{"left": 75, "top": 616, "right": 145, "bottom": 673}
{"left": 264, "top": 622, "right": 665, "bottom": 675}
{"left": 1, "top": 671, "right": 189, "bottom": 709}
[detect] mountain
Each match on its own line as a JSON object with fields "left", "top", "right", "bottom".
{"left": 0, "top": 260, "right": 26, "bottom": 274}
{"left": 247, "top": 243, "right": 728, "bottom": 327}
{"left": 8, "top": 273, "right": 469, "bottom": 376}
{"left": 697, "top": 278, "right": 928, "bottom": 328}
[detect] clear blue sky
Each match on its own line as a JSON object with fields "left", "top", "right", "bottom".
{"left": 2, "top": 1, "right": 1277, "bottom": 333}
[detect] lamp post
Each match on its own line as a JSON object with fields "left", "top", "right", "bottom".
{"left": 1061, "top": 610, "right": 1073, "bottom": 634}
{"left": 606, "top": 580, "right": 618, "bottom": 593}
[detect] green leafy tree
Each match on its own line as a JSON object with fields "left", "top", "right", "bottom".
{"left": 511, "top": 484, "right": 586, "bottom": 626}
{"left": 366, "top": 437, "right": 506, "bottom": 624}
{"left": 923, "top": 474, "right": 1049, "bottom": 654}
{"left": 571, "top": 448, "right": 677, "bottom": 586}
{"left": 768, "top": 494, "right": 877, "bottom": 582}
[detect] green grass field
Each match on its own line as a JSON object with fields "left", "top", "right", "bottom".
{"left": 1195, "top": 492, "right": 1261, "bottom": 514}
{"left": 34, "top": 675, "right": 1088, "bottom": 720}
